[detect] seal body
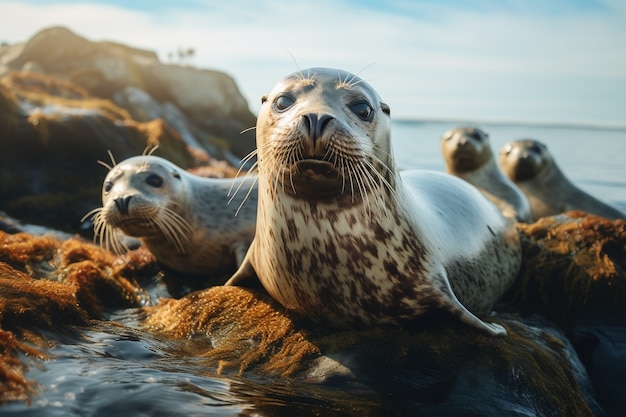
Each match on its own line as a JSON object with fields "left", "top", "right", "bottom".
{"left": 85, "top": 155, "right": 257, "bottom": 276}
{"left": 441, "top": 127, "right": 532, "bottom": 222}
{"left": 499, "top": 139, "right": 624, "bottom": 221}
{"left": 227, "top": 68, "right": 521, "bottom": 336}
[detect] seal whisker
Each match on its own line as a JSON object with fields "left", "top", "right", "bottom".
{"left": 144, "top": 144, "right": 159, "bottom": 156}
{"left": 240, "top": 126, "right": 256, "bottom": 135}
{"left": 152, "top": 207, "right": 192, "bottom": 254}
{"left": 229, "top": 149, "right": 258, "bottom": 197}
{"left": 234, "top": 175, "right": 259, "bottom": 217}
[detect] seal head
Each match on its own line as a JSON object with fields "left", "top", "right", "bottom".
{"left": 499, "top": 139, "right": 624, "bottom": 220}
{"left": 441, "top": 127, "right": 532, "bottom": 222}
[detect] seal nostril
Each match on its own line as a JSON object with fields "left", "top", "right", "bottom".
{"left": 114, "top": 195, "right": 132, "bottom": 215}
{"left": 317, "top": 114, "right": 333, "bottom": 137}
{"left": 303, "top": 113, "right": 334, "bottom": 144}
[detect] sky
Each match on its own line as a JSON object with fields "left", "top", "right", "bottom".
{"left": 1, "top": 0, "right": 625, "bottom": 126}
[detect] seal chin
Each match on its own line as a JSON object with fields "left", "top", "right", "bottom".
{"left": 512, "top": 160, "right": 538, "bottom": 182}
{"left": 452, "top": 153, "right": 480, "bottom": 172}
{"left": 118, "top": 219, "right": 159, "bottom": 237}
{"left": 284, "top": 159, "right": 345, "bottom": 199}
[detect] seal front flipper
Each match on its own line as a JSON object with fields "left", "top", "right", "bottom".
{"left": 436, "top": 273, "right": 507, "bottom": 336}
{"left": 224, "top": 250, "right": 259, "bottom": 287}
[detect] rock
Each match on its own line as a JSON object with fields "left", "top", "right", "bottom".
{"left": 0, "top": 71, "right": 236, "bottom": 235}
{"left": 0, "top": 26, "right": 256, "bottom": 159}
{"left": 505, "top": 211, "right": 626, "bottom": 326}
{"left": 145, "top": 287, "right": 600, "bottom": 416}
{"left": 0, "top": 230, "right": 156, "bottom": 403}
{"left": 0, "top": 223, "right": 615, "bottom": 415}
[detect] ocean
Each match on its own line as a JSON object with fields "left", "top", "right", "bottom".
{"left": 391, "top": 119, "right": 626, "bottom": 212}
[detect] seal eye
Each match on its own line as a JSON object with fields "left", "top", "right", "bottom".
{"left": 145, "top": 173, "right": 164, "bottom": 188}
{"left": 274, "top": 95, "right": 295, "bottom": 112}
{"left": 104, "top": 181, "right": 113, "bottom": 194}
{"left": 349, "top": 101, "right": 374, "bottom": 121}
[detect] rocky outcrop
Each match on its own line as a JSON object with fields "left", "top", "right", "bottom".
{"left": 0, "top": 26, "right": 255, "bottom": 235}
{"left": 1, "top": 212, "right": 624, "bottom": 415}
{"left": 0, "top": 26, "right": 256, "bottom": 158}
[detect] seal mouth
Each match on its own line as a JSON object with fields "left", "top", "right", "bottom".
{"left": 291, "top": 159, "right": 339, "bottom": 179}
{"left": 452, "top": 153, "right": 480, "bottom": 172}
{"left": 283, "top": 159, "right": 345, "bottom": 199}
{"left": 512, "top": 159, "right": 539, "bottom": 182}
{"left": 118, "top": 218, "right": 159, "bottom": 236}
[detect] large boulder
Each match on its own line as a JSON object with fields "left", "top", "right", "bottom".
{"left": 0, "top": 26, "right": 256, "bottom": 159}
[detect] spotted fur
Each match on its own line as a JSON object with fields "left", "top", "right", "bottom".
{"left": 227, "top": 68, "right": 522, "bottom": 336}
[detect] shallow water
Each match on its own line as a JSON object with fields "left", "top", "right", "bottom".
{"left": 4, "top": 120, "right": 625, "bottom": 416}
{"left": 391, "top": 120, "right": 626, "bottom": 212}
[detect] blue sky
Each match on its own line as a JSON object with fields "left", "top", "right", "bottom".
{"left": 1, "top": 0, "right": 625, "bottom": 126}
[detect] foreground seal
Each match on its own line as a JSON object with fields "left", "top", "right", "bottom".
{"left": 441, "top": 127, "right": 532, "bottom": 222}
{"left": 83, "top": 155, "right": 257, "bottom": 276}
{"left": 499, "top": 139, "right": 624, "bottom": 221}
{"left": 226, "top": 68, "right": 522, "bottom": 336}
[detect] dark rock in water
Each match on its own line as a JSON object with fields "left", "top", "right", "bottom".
{"left": 1, "top": 206, "right": 623, "bottom": 415}
{"left": 505, "top": 210, "right": 626, "bottom": 326}
{"left": 145, "top": 288, "right": 600, "bottom": 416}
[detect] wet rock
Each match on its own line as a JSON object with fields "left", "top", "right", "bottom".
{"left": 505, "top": 211, "right": 626, "bottom": 326}
{"left": 0, "top": 212, "right": 622, "bottom": 416}
{"left": 143, "top": 287, "right": 598, "bottom": 416}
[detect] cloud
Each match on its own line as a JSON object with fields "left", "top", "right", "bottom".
{"left": 1, "top": 0, "right": 624, "bottom": 124}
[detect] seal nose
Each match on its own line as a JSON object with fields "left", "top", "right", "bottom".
{"left": 114, "top": 195, "right": 133, "bottom": 215}
{"left": 302, "top": 113, "right": 334, "bottom": 144}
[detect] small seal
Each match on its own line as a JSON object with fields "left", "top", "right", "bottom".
{"left": 226, "top": 68, "right": 521, "bottom": 336}
{"left": 499, "top": 139, "right": 624, "bottom": 221}
{"left": 441, "top": 127, "right": 532, "bottom": 222}
{"left": 83, "top": 154, "right": 257, "bottom": 276}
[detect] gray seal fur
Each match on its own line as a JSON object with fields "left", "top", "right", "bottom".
{"left": 84, "top": 155, "right": 257, "bottom": 276}
{"left": 441, "top": 127, "right": 532, "bottom": 222}
{"left": 226, "top": 68, "right": 521, "bottom": 336}
{"left": 499, "top": 139, "right": 624, "bottom": 221}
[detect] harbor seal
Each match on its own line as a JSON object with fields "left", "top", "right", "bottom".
{"left": 226, "top": 68, "right": 521, "bottom": 336}
{"left": 499, "top": 139, "right": 625, "bottom": 221}
{"left": 83, "top": 154, "right": 258, "bottom": 276}
{"left": 441, "top": 127, "right": 532, "bottom": 222}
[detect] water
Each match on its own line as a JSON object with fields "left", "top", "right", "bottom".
{"left": 391, "top": 120, "right": 626, "bottom": 212}
{"left": 4, "top": 120, "right": 626, "bottom": 416}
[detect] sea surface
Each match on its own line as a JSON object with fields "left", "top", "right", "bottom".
{"left": 391, "top": 120, "right": 626, "bottom": 212}
{"left": 4, "top": 120, "right": 626, "bottom": 416}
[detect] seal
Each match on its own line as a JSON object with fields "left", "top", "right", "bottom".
{"left": 226, "top": 68, "right": 522, "bottom": 336}
{"left": 441, "top": 127, "right": 532, "bottom": 222}
{"left": 499, "top": 139, "right": 625, "bottom": 221}
{"left": 83, "top": 154, "right": 258, "bottom": 276}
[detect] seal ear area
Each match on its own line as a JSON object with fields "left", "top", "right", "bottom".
{"left": 380, "top": 102, "right": 390, "bottom": 116}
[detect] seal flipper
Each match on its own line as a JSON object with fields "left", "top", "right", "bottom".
{"left": 224, "top": 249, "right": 259, "bottom": 287}
{"left": 435, "top": 272, "right": 507, "bottom": 336}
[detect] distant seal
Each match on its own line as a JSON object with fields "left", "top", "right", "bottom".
{"left": 226, "top": 68, "right": 521, "bottom": 336}
{"left": 83, "top": 154, "right": 257, "bottom": 276}
{"left": 499, "top": 139, "right": 625, "bottom": 221}
{"left": 441, "top": 127, "right": 532, "bottom": 222}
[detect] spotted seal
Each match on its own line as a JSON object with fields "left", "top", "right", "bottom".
{"left": 83, "top": 154, "right": 257, "bottom": 276}
{"left": 499, "top": 139, "right": 624, "bottom": 221}
{"left": 226, "top": 68, "right": 521, "bottom": 336}
{"left": 441, "top": 127, "right": 532, "bottom": 222}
